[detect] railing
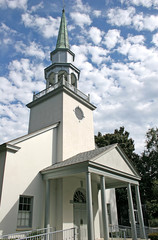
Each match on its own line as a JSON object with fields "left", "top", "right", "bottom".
{"left": 1, "top": 227, "right": 77, "bottom": 240}
{"left": 109, "top": 225, "right": 149, "bottom": 239}
{"left": 33, "top": 79, "right": 90, "bottom": 102}
{"left": 1, "top": 227, "right": 51, "bottom": 239}
{"left": 109, "top": 225, "right": 127, "bottom": 240}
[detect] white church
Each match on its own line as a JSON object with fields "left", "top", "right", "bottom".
{"left": 0, "top": 9, "right": 146, "bottom": 240}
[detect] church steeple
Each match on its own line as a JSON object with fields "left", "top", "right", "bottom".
{"left": 56, "top": 9, "right": 69, "bottom": 49}
{"left": 45, "top": 9, "right": 80, "bottom": 89}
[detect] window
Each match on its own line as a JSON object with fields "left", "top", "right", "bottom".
{"left": 17, "top": 196, "right": 33, "bottom": 228}
{"left": 73, "top": 190, "right": 86, "bottom": 203}
{"left": 107, "top": 203, "right": 112, "bottom": 225}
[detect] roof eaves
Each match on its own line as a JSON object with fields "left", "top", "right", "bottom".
{"left": 0, "top": 143, "right": 20, "bottom": 153}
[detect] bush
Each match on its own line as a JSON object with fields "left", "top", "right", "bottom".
{"left": 148, "top": 232, "right": 158, "bottom": 240}
{"left": 149, "top": 219, "right": 158, "bottom": 227}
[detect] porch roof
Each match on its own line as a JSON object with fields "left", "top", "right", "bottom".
{"left": 41, "top": 144, "right": 140, "bottom": 188}
{"left": 42, "top": 144, "right": 114, "bottom": 172}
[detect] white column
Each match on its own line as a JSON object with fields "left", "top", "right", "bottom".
{"left": 135, "top": 185, "right": 146, "bottom": 239}
{"left": 100, "top": 176, "right": 109, "bottom": 240}
{"left": 127, "top": 183, "right": 137, "bottom": 240}
{"left": 67, "top": 74, "right": 71, "bottom": 84}
{"left": 45, "top": 179, "right": 50, "bottom": 228}
{"left": 86, "top": 172, "right": 94, "bottom": 240}
{"left": 55, "top": 73, "right": 58, "bottom": 84}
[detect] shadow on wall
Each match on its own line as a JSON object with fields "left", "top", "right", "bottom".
{"left": 0, "top": 173, "right": 45, "bottom": 235}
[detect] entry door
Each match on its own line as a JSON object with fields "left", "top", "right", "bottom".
{"left": 74, "top": 203, "right": 87, "bottom": 240}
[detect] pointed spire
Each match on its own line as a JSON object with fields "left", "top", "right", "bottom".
{"left": 56, "top": 9, "right": 69, "bottom": 49}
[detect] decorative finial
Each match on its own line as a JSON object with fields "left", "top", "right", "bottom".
{"left": 63, "top": 0, "right": 65, "bottom": 10}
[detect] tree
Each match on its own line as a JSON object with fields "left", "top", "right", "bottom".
{"left": 95, "top": 126, "right": 135, "bottom": 159}
{"left": 140, "top": 128, "right": 158, "bottom": 224}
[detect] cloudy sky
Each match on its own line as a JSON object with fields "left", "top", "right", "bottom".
{"left": 0, "top": 0, "right": 158, "bottom": 153}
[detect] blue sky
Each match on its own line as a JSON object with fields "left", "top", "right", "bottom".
{"left": 1, "top": 0, "right": 158, "bottom": 153}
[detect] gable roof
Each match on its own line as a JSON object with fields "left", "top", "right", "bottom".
{"left": 41, "top": 144, "right": 140, "bottom": 178}
{"left": 0, "top": 122, "right": 59, "bottom": 151}
{"left": 42, "top": 145, "right": 113, "bottom": 172}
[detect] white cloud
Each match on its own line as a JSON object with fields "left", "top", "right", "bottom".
{"left": 117, "top": 34, "right": 145, "bottom": 55}
{"left": 104, "top": 29, "right": 121, "bottom": 49}
{"left": 127, "top": 34, "right": 145, "bottom": 44}
{"left": 0, "top": 23, "right": 17, "bottom": 48}
{"left": 87, "top": 45, "right": 108, "bottom": 65}
{"left": 107, "top": 6, "right": 158, "bottom": 31}
{"left": 89, "top": 27, "right": 102, "bottom": 45}
{"left": 21, "top": 12, "right": 60, "bottom": 38}
{"left": 0, "top": 0, "right": 27, "bottom": 9}
{"left": 0, "top": 23, "right": 17, "bottom": 35}
{"left": 8, "top": 58, "right": 45, "bottom": 92}
{"left": 107, "top": 7, "right": 135, "bottom": 26}
{"left": 15, "top": 41, "right": 46, "bottom": 59}
{"left": 0, "top": 57, "right": 46, "bottom": 144}
{"left": 72, "top": 0, "right": 91, "bottom": 13}
{"left": 70, "top": 12, "right": 92, "bottom": 28}
{"left": 30, "top": 2, "right": 43, "bottom": 12}
{"left": 93, "top": 10, "right": 102, "bottom": 17}
{"left": 133, "top": 14, "right": 158, "bottom": 31}
{"left": 121, "top": 0, "right": 158, "bottom": 9}
{"left": 152, "top": 33, "right": 158, "bottom": 47}
{"left": 0, "top": 103, "right": 29, "bottom": 144}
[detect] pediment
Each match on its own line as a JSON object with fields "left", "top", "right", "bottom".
{"left": 93, "top": 145, "right": 139, "bottom": 177}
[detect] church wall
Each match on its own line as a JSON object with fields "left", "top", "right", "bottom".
{"left": 0, "top": 128, "right": 54, "bottom": 235}
{"left": 28, "top": 92, "right": 63, "bottom": 162}
{"left": 28, "top": 93, "right": 63, "bottom": 134}
{"left": 62, "top": 92, "right": 95, "bottom": 160}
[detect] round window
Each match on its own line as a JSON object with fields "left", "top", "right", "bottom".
{"left": 74, "top": 107, "right": 84, "bottom": 120}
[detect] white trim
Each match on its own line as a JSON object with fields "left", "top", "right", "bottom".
{"left": 8, "top": 122, "right": 59, "bottom": 145}
{"left": 0, "top": 143, "right": 20, "bottom": 153}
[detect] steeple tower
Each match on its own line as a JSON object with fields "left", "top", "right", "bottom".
{"left": 45, "top": 9, "right": 79, "bottom": 89}
{"left": 27, "top": 9, "right": 96, "bottom": 162}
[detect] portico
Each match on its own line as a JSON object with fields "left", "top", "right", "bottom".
{"left": 41, "top": 144, "right": 146, "bottom": 240}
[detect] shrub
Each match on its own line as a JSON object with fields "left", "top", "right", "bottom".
{"left": 148, "top": 232, "right": 158, "bottom": 240}
{"left": 149, "top": 219, "right": 158, "bottom": 227}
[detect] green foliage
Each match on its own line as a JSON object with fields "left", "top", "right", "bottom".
{"left": 148, "top": 218, "right": 158, "bottom": 227}
{"left": 140, "top": 128, "right": 158, "bottom": 219}
{"left": 95, "top": 126, "right": 136, "bottom": 159}
{"left": 146, "top": 200, "right": 158, "bottom": 220}
{"left": 148, "top": 232, "right": 158, "bottom": 240}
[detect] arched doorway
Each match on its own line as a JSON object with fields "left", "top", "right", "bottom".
{"left": 73, "top": 189, "right": 87, "bottom": 240}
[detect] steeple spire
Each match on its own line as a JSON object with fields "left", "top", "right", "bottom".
{"left": 56, "top": 9, "right": 69, "bottom": 49}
